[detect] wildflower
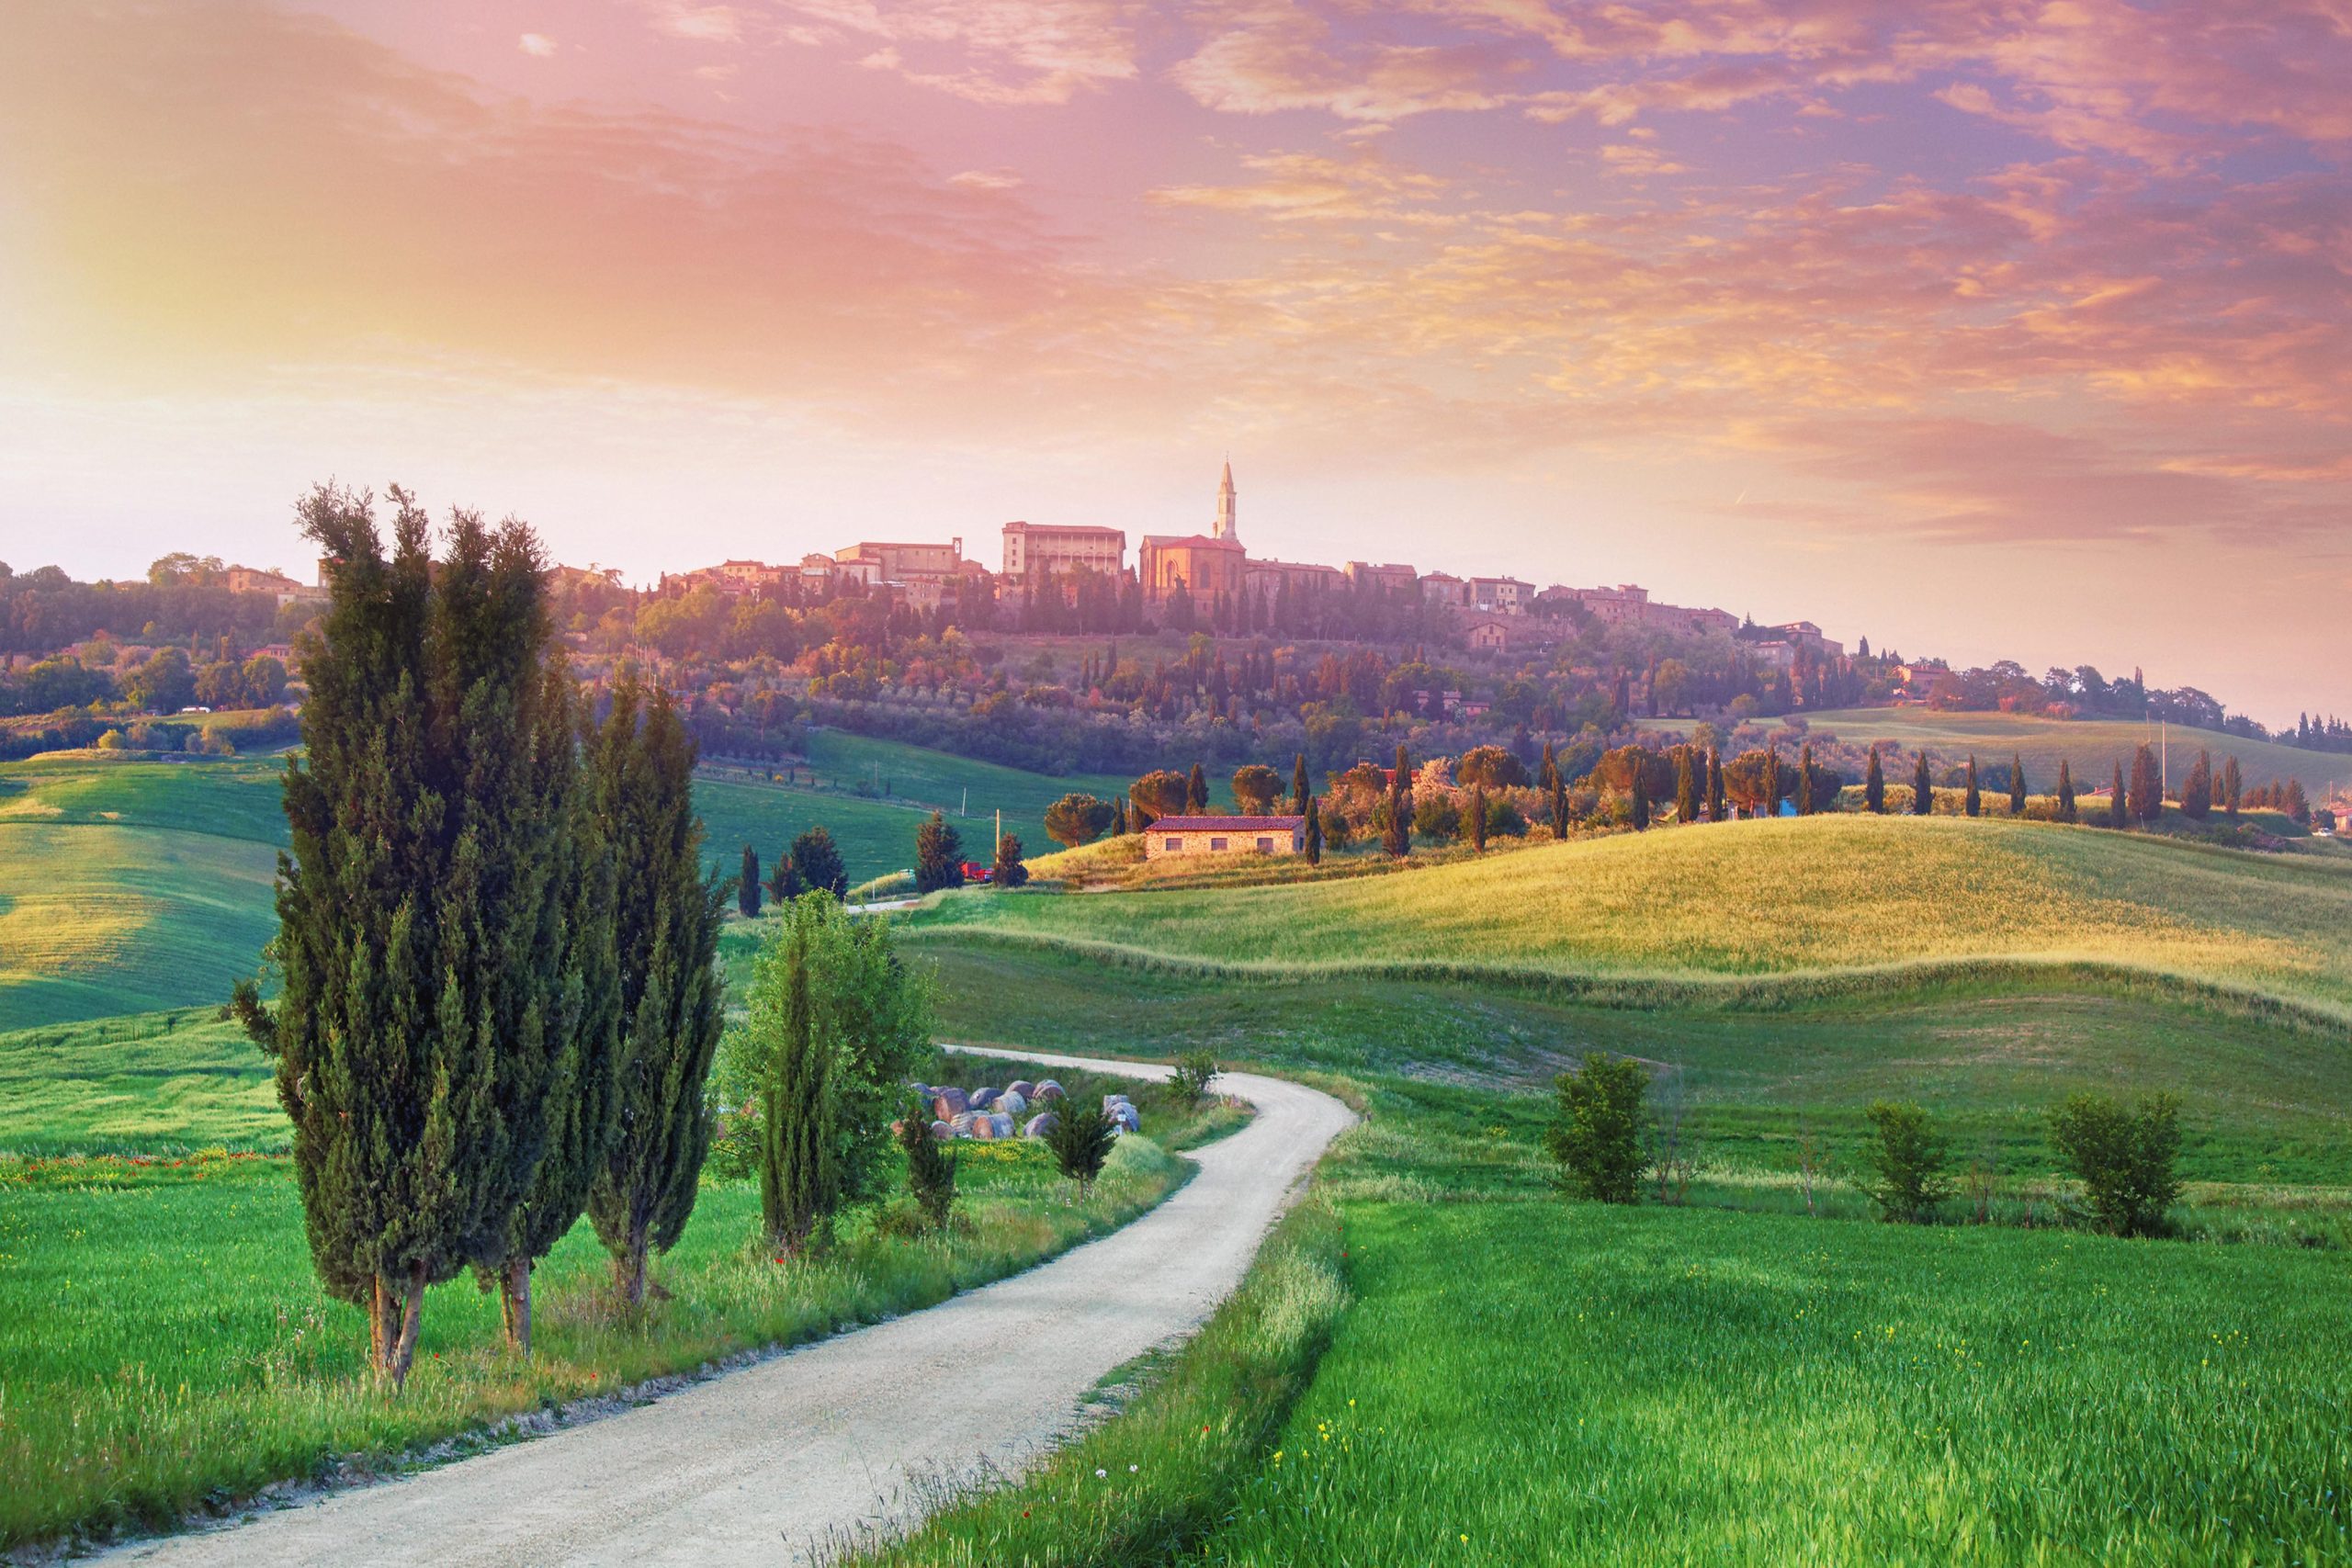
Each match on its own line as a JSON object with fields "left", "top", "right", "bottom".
{"left": 1095, "top": 1469, "right": 1107, "bottom": 1479}
{"left": 1128, "top": 1464, "right": 1138, "bottom": 1472}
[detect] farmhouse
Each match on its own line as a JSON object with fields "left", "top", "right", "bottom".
{"left": 1145, "top": 814, "right": 1306, "bottom": 859}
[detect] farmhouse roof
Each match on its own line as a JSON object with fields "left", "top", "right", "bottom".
{"left": 1148, "top": 815, "right": 1306, "bottom": 830}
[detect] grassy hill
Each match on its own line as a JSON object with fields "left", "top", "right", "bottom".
{"left": 0, "top": 739, "right": 1141, "bottom": 1028}
{"left": 905, "top": 814, "right": 2352, "bottom": 1024}
{"left": 1803, "top": 708, "right": 2350, "bottom": 795}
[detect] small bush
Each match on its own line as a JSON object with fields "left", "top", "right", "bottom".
{"left": 873, "top": 1196, "right": 931, "bottom": 1241}
{"left": 1048, "top": 1101, "right": 1118, "bottom": 1196}
{"left": 1863, "top": 1100, "right": 1951, "bottom": 1223}
{"left": 1544, "top": 1052, "right": 1647, "bottom": 1204}
{"left": 1170, "top": 1049, "right": 1220, "bottom": 1106}
{"left": 2050, "top": 1092, "right": 2185, "bottom": 1237}
{"left": 896, "top": 1090, "right": 957, "bottom": 1232}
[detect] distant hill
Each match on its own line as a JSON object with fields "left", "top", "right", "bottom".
{"left": 1800, "top": 709, "right": 2350, "bottom": 795}
{"left": 905, "top": 814, "right": 2352, "bottom": 1027}
{"left": 0, "top": 739, "right": 1136, "bottom": 1030}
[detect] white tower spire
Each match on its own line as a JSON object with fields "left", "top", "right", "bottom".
{"left": 1214, "top": 458, "right": 1238, "bottom": 542}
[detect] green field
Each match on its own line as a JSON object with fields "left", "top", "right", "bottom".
{"left": 0, "top": 1010, "right": 280, "bottom": 1156}
{"left": 906, "top": 815, "right": 2352, "bottom": 1023}
{"left": 1804, "top": 707, "right": 2352, "bottom": 795}
{"left": 0, "top": 738, "right": 1140, "bottom": 1028}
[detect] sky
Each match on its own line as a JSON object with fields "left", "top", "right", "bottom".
{"left": 2, "top": 0, "right": 2346, "bottom": 724}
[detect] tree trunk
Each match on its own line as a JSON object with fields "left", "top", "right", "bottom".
{"left": 500, "top": 1255, "right": 533, "bottom": 1358}
{"left": 370, "top": 1273, "right": 397, "bottom": 1377}
{"left": 614, "top": 1218, "right": 648, "bottom": 1310}
{"left": 386, "top": 1261, "right": 426, "bottom": 1392}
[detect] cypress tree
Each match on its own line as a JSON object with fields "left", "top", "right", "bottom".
{"left": 1630, "top": 767, "right": 1651, "bottom": 830}
{"left": 585, "top": 683, "right": 724, "bottom": 1311}
{"left": 1291, "top": 753, "right": 1311, "bottom": 815}
{"left": 1550, "top": 772, "right": 1569, "bottom": 839}
{"left": 2008, "top": 753, "right": 2027, "bottom": 816}
{"left": 1186, "top": 761, "right": 1209, "bottom": 814}
{"left": 1962, "top": 755, "right": 1981, "bottom": 817}
{"left": 788, "top": 825, "right": 848, "bottom": 898}
{"left": 991, "top": 831, "right": 1029, "bottom": 888}
{"left": 1540, "top": 739, "right": 1557, "bottom": 793}
{"left": 1469, "top": 784, "right": 1488, "bottom": 852}
{"left": 756, "top": 905, "right": 831, "bottom": 1255}
{"left": 1913, "top": 752, "right": 1935, "bottom": 815}
{"left": 1708, "top": 748, "right": 1726, "bottom": 823}
{"left": 739, "top": 845, "right": 761, "bottom": 918}
{"left": 2109, "top": 761, "right": 2129, "bottom": 828}
{"left": 2181, "top": 750, "right": 2212, "bottom": 820}
{"left": 1761, "top": 747, "right": 1781, "bottom": 818}
{"left": 232, "top": 485, "right": 582, "bottom": 1389}
{"left": 913, "top": 810, "right": 965, "bottom": 892}
{"left": 2056, "top": 759, "right": 2076, "bottom": 822}
{"left": 1113, "top": 796, "right": 1131, "bottom": 835}
{"left": 765, "top": 852, "right": 805, "bottom": 904}
{"left": 2128, "top": 744, "right": 2163, "bottom": 824}
{"left": 1797, "top": 742, "right": 1816, "bottom": 815}
{"left": 2222, "top": 755, "right": 2243, "bottom": 818}
{"left": 1304, "top": 796, "right": 1323, "bottom": 864}
{"left": 1675, "top": 749, "right": 1699, "bottom": 824}
{"left": 1864, "top": 745, "right": 1885, "bottom": 813}
{"left": 1384, "top": 745, "right": 1412, "bottom": 859}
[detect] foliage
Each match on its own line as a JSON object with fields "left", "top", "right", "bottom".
{"left": 1230, "top": 763, "right": 1283, "bottom": 816}
{"left": 1043, "top": 792, "right": 1115, "bottom": 849}
{"left": 2049, "top": 1092, "right": 2186, "bottom": 1237}
{"left": 1544, "top": 1052, "right": 1647, "bottom": 1203}
{"left": 913, "top": 810, "right": 965, "bottom": 894}
{"left": 1046, "top": 1099, "right": 1118, "bottom": 1194}
{"left": 1170, "top": 1047, "right": 1220, "bottom": 1106}
{"left": 788, "top": 824, "right": 849, "bottom": 898}
{"left": 2129, "top": 744, "right": 2165, "bottom": 824}
{"left": 1862, "top": 1100, "right": 1951, "bottom": 1222}
{"left": 1130, "top": 769, "right": 1190, "bottom": 826}
{"left": 990, "top": 831, "right": 1029, "bottom": 889}
{"left": 896, "top": 1090, "right": 957, "bottom": 1232}
{"left": 739, "top": 844, "right": 762, "bottom": 918}
{"left": 587, "top": 682, "right": 726, "bottom": 1308}
{"left": 232, "top": 484, "right": 585, "bottom": 1386}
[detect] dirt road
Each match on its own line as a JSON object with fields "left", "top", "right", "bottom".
{"left": 102, "top": 1050, "right": 1353, "bottom": 1567}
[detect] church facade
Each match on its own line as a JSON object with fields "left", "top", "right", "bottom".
{"left": 1136, "top": 460, "right": 1249, "bottom": 604}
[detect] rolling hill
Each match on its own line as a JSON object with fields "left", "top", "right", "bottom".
{"left": 0, "top": 737, "right": 1137, "bottom": 1028}
{"left": 904, "top": 814, "right": 2352, "bottom": 1025}
{"left": 1802, "top": 708, "right": 2350, "bottom": 795}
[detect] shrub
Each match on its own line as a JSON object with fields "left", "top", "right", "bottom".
{"left": 1863, "top": 1100, "right": 1951, "bottom": 1223}
{"left": 1170, "top": 1049, "right": 1220, "bottom": 1106}
{"left": 896, "top": 1090, "right": 958, "bottom": 1232}
{"left": 1544, "top": 1052, "right": 1647, "bottom": 1204}
{"left": 1047, "top": 1101, "right": 1118, "bottom": 1196}
{"left": 2049, "top": 1092, "right": 2185, "bottom": 1238}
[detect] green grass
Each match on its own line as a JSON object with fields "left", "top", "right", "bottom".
{"left": 0, "top": 1009, "right": 280, "bottom": 1156}
{"left": 1804, "top": 707, "right": 2352, "bottom": 795}
{"left": 1197, "top": 1198, "right": 2352, "bottom": 1566}
{"left": 903, "top": 814, "right": 2352, "bottom": 1025}
{"left": 0, "top": 1134, "right": 1191, "bottom": 1550}
{"left": 0, "top": 824, "right": 280, "bottom": 1032}
{"left": 798, "top": 729, "right": 1134, "bottom": 825}
{"left": 908, "top": 944, "right": 2352, "bottom": 1187}
{"left": 0, "top": 743, "right": 1140, "bottom": 1027}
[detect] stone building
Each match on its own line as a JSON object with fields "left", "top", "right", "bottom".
{"left": 1001, "top": 522, "right": 1125, "bottom": 581}
{"left": 1138, "top": 462, "right": 1250, "bottom": 604}
{"left": 1143, "top": 814, "right": 1306, "bottom": 859}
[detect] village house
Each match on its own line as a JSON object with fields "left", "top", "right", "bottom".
{"left": 1001, "top": 522, "right": 1125, "bottom": 583}
{"left": 1143, "top": 814, "right": 1306, "bottom": 859}
{"left": 1345, "top": 560, "right": 1418, "bottom": 595}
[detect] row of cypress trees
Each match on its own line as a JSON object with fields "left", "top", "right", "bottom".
{"left": 232, "top": 486, "right": 724, "bottom": 1387}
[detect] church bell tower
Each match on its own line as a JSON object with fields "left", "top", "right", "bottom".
{"left": 1214, "top": 460, "right": 1238, "bottom": 542}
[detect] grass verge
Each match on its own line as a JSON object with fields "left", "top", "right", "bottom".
{"left": 0, "top": 1135, "right": 1186, "bottom": 1553}
{"left": 847, "top": 1197, "right": 1348, "bottom": 1568}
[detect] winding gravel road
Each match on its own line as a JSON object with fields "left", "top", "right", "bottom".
{"left": 101, "top": 1050, "right": 1353, "bottom": 1568}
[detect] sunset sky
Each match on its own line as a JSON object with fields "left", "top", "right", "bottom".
{"left": 3, "top": 1, "right": 2346, "bottom": 721}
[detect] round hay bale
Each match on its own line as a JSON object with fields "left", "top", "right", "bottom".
{"left": 1023, "top": 1111, "right": 1060, "bottom": 1139}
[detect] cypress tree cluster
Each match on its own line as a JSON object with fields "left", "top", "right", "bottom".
{"left": 232, "top": 487, "right": 718, "bottom": 1385}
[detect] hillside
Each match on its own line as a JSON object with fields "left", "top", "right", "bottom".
{"left": 0, "top": 740, "right": 1137, "bottom": 1028}
{"left": 1802, "top": 708, "right": 2350, "bottom": 795}
{"left": 905, "top": 814, "right": 2352, "bottom": 1023}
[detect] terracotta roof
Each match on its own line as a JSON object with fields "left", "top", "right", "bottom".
{"left": 1148, "top": 816, "right": 1306, "bottom": 831}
